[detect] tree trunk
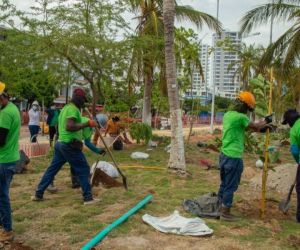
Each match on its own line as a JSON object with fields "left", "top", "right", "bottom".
{"left": 142, "top": 67, "right": 153, "bottom": 126}
{"left": 187, "top": 67, "right": 195, "bottom": 144}
{"left": 163, "top": 0, "right": 186, "bottom": 173}
{"left": 91, "top": 83, "right": 97, "bottom": 116}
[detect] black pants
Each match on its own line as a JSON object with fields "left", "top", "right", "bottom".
{"left": 49, "top": 126, "right": 56, "bottom": 142}
{"left": 296, "top": 165, "right": 300, "bottom": 222}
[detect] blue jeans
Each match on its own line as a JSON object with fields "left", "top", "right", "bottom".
{"left": 218, "top": 153, "right": 244, "bottom": 208}
{"left": 35, "top": 142, "right": 93, "bottom": 201}
{"left": 28, "top": 125, "right": 40, "bottom": 143}
{"left": 0, "top": 163, "right": 16, "bottom": 232}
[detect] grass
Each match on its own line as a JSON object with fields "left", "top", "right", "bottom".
{"left": 9, "top": 139, "right": 300, "bottom": 250}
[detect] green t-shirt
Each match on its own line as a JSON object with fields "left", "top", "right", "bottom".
{"left": 58, "top": 103, "right": 82, "bottom": 143}
{"left": 50, "top": 110, "right": 59, "bottom": 127}
{"left": 81, "top": 117, "right": 93, "bottom": 140}
{"left": 0, "top": 102, "right": 21, "bottom": 163}
{"left": 221, "top": 111, "right": 250, "bottom": 158}
{"left": 290, "top": 119, "right": 300, "bottom": 146}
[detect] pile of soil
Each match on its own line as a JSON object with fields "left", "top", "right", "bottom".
{"left": 249, "top": 164, "right": 297, "bottom": 193}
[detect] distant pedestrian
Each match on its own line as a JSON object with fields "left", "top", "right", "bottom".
{"left": 28, "top": 101, "right": 40, "bottom": 142}
{"left": 0, "top": 82, "right": 21, "bottom": 242}
{"left": 46, "top": 105, "right": 60, "bottom": 147}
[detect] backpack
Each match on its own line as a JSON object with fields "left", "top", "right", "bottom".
{"left": 15, "top": 150, "right": 30, "bottom": 174}
{"left": 113, "top": 139, "right": 123, "bottom": 151}
{"left": 183, "top": 192, "right": 221, "bottom": 219}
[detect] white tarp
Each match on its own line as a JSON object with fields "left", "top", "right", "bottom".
{"left": 91, "top": 161, "right": 119, "bottom": 178}
{"left": 142, "top": 210, "right": 213, "bottom": 236}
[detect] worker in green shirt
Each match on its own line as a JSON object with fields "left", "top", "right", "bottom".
{"left": 70, "top": 116, "right": 106, "bottom": 188}
{"left": 218, "top": 91, "right": 272, "bottom": 221}
{"left": 32, "top": 88, "right": 101, "bottom": 205}
{"left": 282, "top": 109, "right": 300, "bottom": 223}
{"left": 0, "top": 82, "right": 21, "bottom": 242}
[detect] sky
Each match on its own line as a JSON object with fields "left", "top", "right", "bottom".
{"left": 11, "top": 0, "right": 290, "bottom": 46}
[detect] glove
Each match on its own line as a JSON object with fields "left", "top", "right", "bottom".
{"left": 98, "top": 148, "right": 106, "bottom": 155}
{"left": 264, "top": 114, "right": 273, "bottom": 124}
{"left": 88, "top": 119, "right": 97, "bottom": 127}
{"left": 259, "top": 124, "right": 276, "bottom": 133}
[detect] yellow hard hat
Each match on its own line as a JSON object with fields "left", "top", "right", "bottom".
{"left": 0, "top": 81, "right": 5, "bottom": 95}
{"left": 237, "top": 91, "right": 256, "bottom": 109}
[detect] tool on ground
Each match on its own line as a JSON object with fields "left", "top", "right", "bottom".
{"left": 85, "top": 108, "right": 128, "bottom": 190}
{"left": 278, "top": 178, "right": 296, "bottom": 214}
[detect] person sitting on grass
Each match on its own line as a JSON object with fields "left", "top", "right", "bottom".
{"left": 0, "top": 82, "right": 21, "bottom": 242}
{"left": 218, "top": 91, "right": 272, "bottom": 221}
{"left": 31, "top": 88, "right": 101, "bottom": 205}
{"left": 282, "top": 109, "right": 300, "bottom": 223}
{"left": 105, "top": 115, "right": 132, "bottom": 144}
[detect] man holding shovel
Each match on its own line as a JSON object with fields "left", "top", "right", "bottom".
{"left": 282, "top": 109, "right": 300, "bottom": 223}
{"left": 31, "top": 88, "right": 101, "bottom": 205}
{"left": 218, "top": 91, "right": 272, "bottom": 221}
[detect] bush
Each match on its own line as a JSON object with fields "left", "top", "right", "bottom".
{"left": 129, "top": 123, "right": 152, "bottom": 144}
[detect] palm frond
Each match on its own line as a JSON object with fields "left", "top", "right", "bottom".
{"left": 260, "top": 22, "right": 300, "bottom": 74}
{"left": 240, "top": 3, "right": 299, "bottom": 35}
{"left": 175, "top": 5, "right": 221, "bottom": 32}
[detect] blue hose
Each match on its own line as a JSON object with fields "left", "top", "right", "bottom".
{"left": 81, "top": 194, "right": 153, "bottom": 250}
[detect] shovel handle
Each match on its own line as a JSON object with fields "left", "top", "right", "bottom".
{"left": 287, "top": 179, "right": 296, "bottom": 201}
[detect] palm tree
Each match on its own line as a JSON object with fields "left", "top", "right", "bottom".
{"left": 226, "top": 43, "right": 264, "bottom": 90}
{"left": 163, "top": 0, "right": 185, "bottom": 172}
{"left": 240, "top": 0, "right": 300, "bottom": 75}
{"left": 128, "top": 0, "right": 221, "bottom": 126}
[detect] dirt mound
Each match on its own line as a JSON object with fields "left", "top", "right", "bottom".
{"left": 249, "top": 164, "right": 297, "bottom": 193}
{"left": 235, "top": 199, "right": 293, "bottom": 221}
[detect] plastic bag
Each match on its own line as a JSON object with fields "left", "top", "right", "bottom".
{"left": 91, "top": 161, "right": 119, "bottom": 178}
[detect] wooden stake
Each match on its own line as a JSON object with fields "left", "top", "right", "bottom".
{"left": 260, "top": 68, "right": 273, "bottom": 218}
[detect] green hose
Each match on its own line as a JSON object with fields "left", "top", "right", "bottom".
{"left": 81, "top": 194, "right": 153, "bottom": 250}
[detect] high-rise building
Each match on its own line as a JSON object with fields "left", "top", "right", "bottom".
{"left": 211, "top": 31, "right": 241, "bottom": 99}
{"left": 183, "top": 43, "right": 210, "bottom": 104}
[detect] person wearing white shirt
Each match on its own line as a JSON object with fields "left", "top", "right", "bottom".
{"left": 28, "top": 101, "right": 40, "bottom": 142}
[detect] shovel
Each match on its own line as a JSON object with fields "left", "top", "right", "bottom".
{"left": 85, "top": 108, "right": 128, "bottom": 190}
{"left": 278, "top": 178, "right": 296, "bottom": 214}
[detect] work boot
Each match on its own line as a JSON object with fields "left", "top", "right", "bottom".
{"left": 47, "top": 184, "right": 58, "bottom": 194}
{"left": 31, "top": 195, "right": 44, "bottom": 202}
{"left": 83, "top": 198, "right": 101, "bottom": 206}
{"left": 220, "top": 207, "right": 239, "bottom": 222}
{"left": 0, "top": 231, "right": 14, "bottom": 242}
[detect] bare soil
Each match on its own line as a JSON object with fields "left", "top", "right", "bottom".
{"left": 250, "top": 164, "right": 298, "bottom": 194}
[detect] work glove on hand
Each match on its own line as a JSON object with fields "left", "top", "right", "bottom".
{"left": 88, "top": 119, "right": 97, "bottom": 127}
{"left": 98, "top": 148, "right": 106, "bottom": 156}
{"left": 264, "top": 114, "right": 273, "bottom": 124}
{"left": 259, "top": 124, "right": 277, "bottom": 133}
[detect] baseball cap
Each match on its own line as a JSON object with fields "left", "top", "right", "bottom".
{"left": 73, "top": 88, "right": 87, "bottom": 101}
{"left": 282, "top": 109, "right": 299, "bottom": 125}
